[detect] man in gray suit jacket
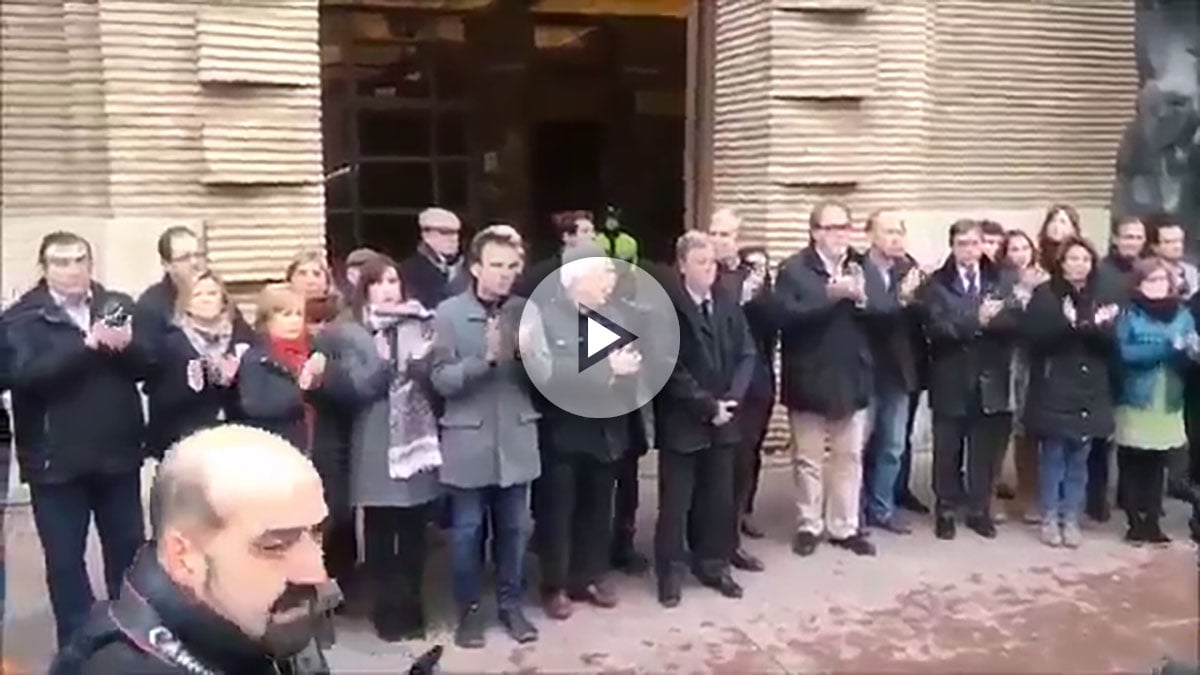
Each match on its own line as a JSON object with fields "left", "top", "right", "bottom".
{"left": 430, "top": 226, "right": 549, "bottom": 650}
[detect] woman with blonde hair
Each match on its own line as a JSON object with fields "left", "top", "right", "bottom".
{"left": 287, "top": 249, "right": 334, "bottom": 300}
{"left": 237, "top": 283, "right": 328, "bottom": 451}
{"left": 145, "top": 270, "right": 255, "bottom": 457}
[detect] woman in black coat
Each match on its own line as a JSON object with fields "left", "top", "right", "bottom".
{"left": 1024, "top": 236, "right": 1120, "bottom": 549}
{"left": 144, "top": 270, "right": 255, "bottom": 457}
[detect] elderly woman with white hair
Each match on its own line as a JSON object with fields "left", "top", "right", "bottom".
{"left": 532, "top": 242, "right": 643, "bottom": 621}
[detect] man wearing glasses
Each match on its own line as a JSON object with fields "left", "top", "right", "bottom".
{"left": 775, "top": 200, "right": 879, "bottom": 559}
{"left": 133, "top": 225, "right": 212, "bottom": 365}
{"left": 401, "top": 207, "right": 465, "bottom": 311}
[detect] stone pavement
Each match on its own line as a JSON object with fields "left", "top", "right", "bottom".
{"left": 3, "top": 463, "right": 1197, "bottom": 674}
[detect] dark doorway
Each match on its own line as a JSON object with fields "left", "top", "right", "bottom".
{"left": 530, "top": 121, "right": 605, "bottom": 262}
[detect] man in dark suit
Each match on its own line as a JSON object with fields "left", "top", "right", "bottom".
{"left": 702, "top": 208, "right": 776, "bottom": 571}
{"left": 919, "top": 219, "right": 1020, "bottom": 541}
{"left": 654, "top": 231, "right": 756, "bottom": 608}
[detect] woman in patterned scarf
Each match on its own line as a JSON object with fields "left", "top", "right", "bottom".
{"left": 323, "top": 254, "right": 441, "bottom": 642}
{"left": 145, "top": 270, "right": 254, "bottom": 457}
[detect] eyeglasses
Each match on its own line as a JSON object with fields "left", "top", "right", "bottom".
{"left": 423, "top": 226, "right": 461, "bottom": 236}
{"left": 44, "top": 255, "right": 90, "bottom": 268}
{"left": 171, "top": 251, "right": 207, "bottom": 263}
{"left": 818, "top": 222, "right": 852, "bottom": 231}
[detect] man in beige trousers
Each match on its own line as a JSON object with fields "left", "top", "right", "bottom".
{"left": 773, "top": 201, "right": 880, "bottom": 557}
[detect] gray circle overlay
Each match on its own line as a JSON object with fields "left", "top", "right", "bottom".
{"left": 518, "top": 257, "right": 680, "bottom": 419}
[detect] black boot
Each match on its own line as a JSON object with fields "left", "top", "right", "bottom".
{"left": 1143, "top": 515, "right": 1172, "bottom": 544}
{"left": 1124, "top": 511, "right": 1145, "bottom": 543}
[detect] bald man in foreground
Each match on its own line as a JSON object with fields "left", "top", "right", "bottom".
{"left": 50, "top": 425, "right": 337, "bottom": 674}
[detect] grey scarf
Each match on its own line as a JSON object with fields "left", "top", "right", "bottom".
{"left": 366, "top": 303, "right": 441, "bottom": 480}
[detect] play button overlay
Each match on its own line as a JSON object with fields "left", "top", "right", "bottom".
{"left": 518, "top": 255, "right": 680, "bottom": 419}
{"left": 579, "top": 307, "right": 638, "bottom": 372}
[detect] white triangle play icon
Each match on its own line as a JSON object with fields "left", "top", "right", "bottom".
{"left": 587, "top": 316, "right": 621, "bottom": 358}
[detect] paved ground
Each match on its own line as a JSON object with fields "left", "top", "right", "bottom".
{"left": 3, "top": 458, "right": 1198, "bottom": 673}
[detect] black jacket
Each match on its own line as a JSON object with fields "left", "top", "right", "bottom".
{"left": 237, "top": 344, "right": 312, "bottom": 451}
{"left": 145, "top": 321, "right": 258, "bottom": 457}
{"left": 514, "top": 254, "right": 561, "bottom": 300}
{"left": 774, "top": 246, "right": 876, "bottom": 418}
{"left": 715, "top": 262, "right": 777, "bottom": 403}
{"left": 135, "top": 275, "right": 252, "bottom": 400}
{"left": 0, "top": 318, "right": 12, "bottom": 446}
{"left": 534, "top": 294, "right": 633, "bottom": 463}
{"left": 1023, "top": 277, "right": 1118, "bottom": 440}
{"left": 655, "top": 282, "right": 756, "bottom": 454}
{"left": 4, "top": 282, "right": 149, "bottom": 484}
{"left": 51, "top": 549, "right": 299, "bottom": 674}
{"left": 861, "top": 252, "right": 922, "bottom": 393}
{"left": 919, "top": 256, "right": 1021, "bottom": 418}
{"left": 1096, "top": 254, "right": 1139, "bottom": 307}
{"left": 400, "top": 247, "right": 465, "bottom": 310}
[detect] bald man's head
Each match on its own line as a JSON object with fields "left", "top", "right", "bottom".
{"left": 151, "top": 425, "right": 329, "bottom": 654}
{"left": 151, "top": 424, "right": 321, "bottom": 542}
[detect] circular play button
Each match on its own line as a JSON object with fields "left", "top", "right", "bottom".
{"left": 518, "top": 256, "right": 680, "bottom": 419}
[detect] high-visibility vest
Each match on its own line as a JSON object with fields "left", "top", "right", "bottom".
{"left": 595, "top": 229, "right": 639, "bottom": 265}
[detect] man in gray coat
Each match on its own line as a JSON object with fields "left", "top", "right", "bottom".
{"left": 430, "top": 225, "right": 549, "bottom": 650}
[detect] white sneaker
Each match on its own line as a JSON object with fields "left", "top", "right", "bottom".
{"left": 1061, "top": 521, "right": 1083, "bottom": 549}
{"left": 1040, "top": 522, "right": 1062, "bottom": 547}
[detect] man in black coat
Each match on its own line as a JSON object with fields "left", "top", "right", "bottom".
{"left": 703, "top": 207, "right": 776, "bottom": 571}
{"left": 919, "top": 219, "right": 1021, "bottom": 541}
{"left": 133, "top": 226, "right": 211, "bottom": 366}
{"left": 50, "top": 425, "right": 341, "bottom": 675}
{"left": 1090, "top": 215, "right": 1147, "bottom": 521}
{"left": 400, "top": 207, "right": 466, "bottom": 310}
{"left": 5, "top": 231, "right": 150, "bottom": 647}
{"left": 654, "top": 232, "right": 756, "bottom": 608}
{"left": 774, "top": 200, "right": 878, "bottom": 558}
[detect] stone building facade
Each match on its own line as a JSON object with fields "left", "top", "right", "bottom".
{"left": 3, "top": 0, "right": 1134, "bottom": 295}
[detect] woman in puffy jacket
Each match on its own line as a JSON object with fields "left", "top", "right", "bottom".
{"left": 1024, "top": 236, "right": 1120, "bottom": 549}
{"left": 1114, "top": 258, "right": 1199, "bottom": 544}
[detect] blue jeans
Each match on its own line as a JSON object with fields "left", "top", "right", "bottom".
{"left": 447, "top": 483, "right": 530, "bottom": 612}
{"left": 1039, "top": 436, "right": 1092, "bottom": 523}
{"left": 865, "top": 383, "right": 910, "bottom": 522}
{"left": 30, "top": 471, "right": 144, "bottom": 647}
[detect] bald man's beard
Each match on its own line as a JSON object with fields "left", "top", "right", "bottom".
{"left": 202, "top": 555, "right": 319, "bottom": 658}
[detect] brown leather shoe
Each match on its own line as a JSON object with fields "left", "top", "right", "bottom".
{"left": 568, "top": 581, "right": 619, "bottom": 608}
{"left": 542, "top": 591, "right": 573, "bottom": 620}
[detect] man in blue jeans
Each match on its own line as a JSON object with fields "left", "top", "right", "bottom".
{"left": 3, "top": 231, "right": 149, "bottom": 647}
{"left": 430, "top": 226, "right": 549, "bottom": 649}
{"left": 861, "top": 210, "right": 925, "bottom": 534}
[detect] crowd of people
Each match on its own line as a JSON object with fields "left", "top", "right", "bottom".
{"left": 2, "top": 202, "right": 1199, "bottom": 670}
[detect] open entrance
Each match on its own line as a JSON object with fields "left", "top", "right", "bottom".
{"left": 319, "top": 0, "right": 692, "bottom": 269}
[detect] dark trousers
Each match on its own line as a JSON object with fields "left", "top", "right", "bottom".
{"left": 312, "top": 448, "right": 357, "bottom": 583}
{"left": 655, "top": 446, "right": 734, "bottom": 577}
{"left": 1184, "top": 379, "right": 1200, "bottom": 486}
{"left": 896, "top": 391, "right": 923, "bottom": 500}
{"left": 1086, "top": 437, "right": 1113, "bottom": 515}
{"left": 612, "top": 450, "right": 641, "bottom": 553}
{"left": 931, "top": 412, "right": 1011, "bottom": 518}
{"left": 538, "top": 453, "right": 617, "bottom": 593}
{"left": 734, "top": 395, "right": 773, "bottom": 525}
{"left": 362, "top": 503, "right": 430, "bottom": 633}
{"left": 30, "top": 471, "right": 144, "bottom": 647}
{"left": 1117, "top": 447, "right": 1169, "bottom": 520}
